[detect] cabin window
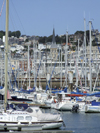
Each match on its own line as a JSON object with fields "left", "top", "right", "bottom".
{"left": 0, "top": 117, "right": 3, "bottom": 119}
{"left": 26, "top": 108, "right": 33, "bottom": 113}
{"left": 35, "top": 109, "right": 39, "bottom": 113}
{"left": 17, "top": 116, "right": 24, "bottom": 121}
{"left": 25, "top": 116, "right": 32, "bottom": 121}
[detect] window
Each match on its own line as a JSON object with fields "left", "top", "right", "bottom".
{"left": 26, "top": 108, "right": 33, "bottom": 113}
{"left": 25, "top": 116, "right": 32, "bottom": 121}
{"left": 17, "top": 116, "right": 24, "bottom": 121}
{"left": 35, "top": 109, "right": 39, "bottom": 113}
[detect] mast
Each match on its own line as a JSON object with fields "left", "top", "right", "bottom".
{"left": 60, "top": 45, "right": 62, "bottom": 88}
{"left": 39, "top": 49, "right": 41, "bottom": 88}
{"left": 4, "top": 0, "right": 9, "bottom": 112}
{"left": 76, "top": 39, "right": 80, "bottom": 87}
{"left": 28, "top": 45, "right": 30, "bottom": 88}
{"left": 65, "top": 31, "right": 68, "bottom": 87}
{"left": 84, "top": 18, "right": 87, "bottom": 90}
{"left": 89, "top": 21, "right": 92, "bottom": 92}
{"left": 50, "top": 50, "right": 52, "bottom": 88}
{"left": 33, "top": 40, "right": 36, "bottom": 88}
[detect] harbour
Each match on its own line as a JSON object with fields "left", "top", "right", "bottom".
{"left": 0, "top": 0, "right": 100, "bottom": 133}
{"left": 0, "top": 109, "right": 100, "bottom": 133}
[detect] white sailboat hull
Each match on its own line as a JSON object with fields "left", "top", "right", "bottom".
{"left": 85, "top": 105, "right": 100, "bottom": 113}
{"left": 42, "top": 122, "right": 63, "bottom": 130}
{"left": 55, "top": 101, "right": 76, "bottom": 111}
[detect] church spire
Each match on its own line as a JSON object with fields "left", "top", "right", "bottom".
{"left": 51, "top": 28, "right": 57, "bottom": 48}
{"left": 52, "top": 28, "right": 56, "bottom": 44}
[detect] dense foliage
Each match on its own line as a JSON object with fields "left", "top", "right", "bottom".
{"left": 0, "top": 30, "right": 21, "bottom": 38}
{"left": 38, "top": 34, "right": 66, "bottom": 44}
{"left": 0, "top": 30, "right": 99, "bottom": 47}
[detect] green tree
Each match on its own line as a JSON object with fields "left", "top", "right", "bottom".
{"left": 16, "top": 30, "right": 21, "bottom": 38}
{"left": 0, "top": 32, "right": 4, "bottom": 38}
{"left": 56, "top": 35, "right": 61, "bottom": 43}
{"left": 39, "top": 36, "right": 47, "bottom": 43}
{"left": 74, "top": 31, "right": 84, "bottom": 35}
{"left": 60, "top": 35, "right": 66, "bottom": 43}
{"left": 11, "top": 31, "right": 16, "bottom": 37}
{"left": 0, "top": 30, "right": 5, "bottom": 38}
{"left": 46, "top": 35, "right": 52, "bottom": 42}
{"left": 9, "top": 31, "right": 12, "bottom": 37}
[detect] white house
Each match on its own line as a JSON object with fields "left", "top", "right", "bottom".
{"left": 38, "top": 43, "right": 46, "bottom": 50}
{"left": 10, "top": 45, "right": 24, "bottom": 52}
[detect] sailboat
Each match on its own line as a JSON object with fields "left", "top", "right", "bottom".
{"left": 0, "top": 0, "right": 63, "bottom": 131}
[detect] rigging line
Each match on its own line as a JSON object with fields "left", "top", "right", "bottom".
{"left": 35, "top": 51, "right": 45, "bottom": 84}
{"left": 0, "top": 0, "right": 5, "bottom": 16}
{"left": 47, "top": 51, "right": 60, "bottom": 87}
{"left": 9, "top": 2, "right": 19, "bottom": 35}
{"left": 0, "top": 0, "right": 5, "bottom": 30}
{"left": 11, "top": 0, "right": 26, "bottom": 35}
{"left": 71, "top": 49, "right": 83, "bottom": 91}
{"left": 9, "top": 12, "right": 17, "bottom": 36}
{"left": 7, "top": 55, "right": 20, "bottom": 89}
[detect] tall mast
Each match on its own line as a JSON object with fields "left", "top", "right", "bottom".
{"left": 28, "top": 45, "right": 30, "bottom": 88}
{"left": 4, "top": 0, "right": 9, "bottom": 112}
{"left": 33, "top": 40, "right": 36, "bottom": 88}
{"left": 60, "top": 45, "right": 62, "bottom": 88}
{"left": 39, "top": 49, "right": 41, "bottom": 87}
{"left": 76, "top": 39, "right": 80, "bottom": 87}
{"left": 65, "top": 31, "right": 68, "bottom": 87}
{"left": 89, "top": 21, "right": 92, "bottom": 92}
{"left": 84, "top": 18, "right": 87, "bottom": 90}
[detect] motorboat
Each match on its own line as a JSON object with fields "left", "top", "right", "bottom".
{"left": 85, "top": 100, "right": 100, "bottom": 113}
{"left": 0, "top": 108, "right": 43, "bottom": 131}
{"left": 0, "top": 106, "right": 63, "bottom": 131}
{"left": 26, "top": 106, "right": 63, "bottom": 130}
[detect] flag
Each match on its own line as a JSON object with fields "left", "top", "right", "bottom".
{"left": 7, "top": 90, "right": 11, "bottom": 99}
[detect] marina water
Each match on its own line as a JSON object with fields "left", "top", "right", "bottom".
{"left": 45, "top": 109, "right": 100, "bottom": 133}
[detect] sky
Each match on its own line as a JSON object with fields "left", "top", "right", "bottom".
{"left": 0, "top": 0, "right": 100, "bottom": 37}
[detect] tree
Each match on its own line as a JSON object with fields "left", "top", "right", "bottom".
{"left": 0, "top": 30, "right": 5, "bottom": 38}
{"left": 46, "top": 35, "right": 52, "bottom": 42}
{"left": 39, "top": 36, "right": 47, "bottom": 43}
{"left": 60, "top": 35, "right": 66, "bottom": 43}
{"left": 11, "top": 31, "right": 16, "bottom": 37}
{"left": 0, "top": 30, "right": 21, "bottom": 39}
{"left": 74, "top": 31, "right": 84, "bottom": 35}
{"left": 16, "top": 30, "right": 21, "bottom": 38}
{"left": 0, "top": 32, "right": 4, "bottom": 38}
{"left": 9, "top": 31, "right": 12, "bottom": 37}
{"left": 56, "top": 35, "right": 61, "bottom": 43}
